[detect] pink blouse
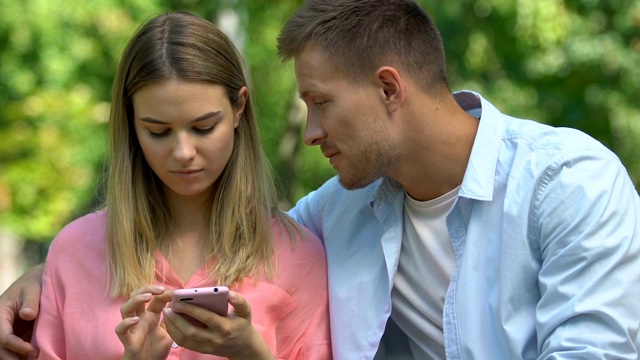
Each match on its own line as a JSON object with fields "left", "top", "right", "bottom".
{"left": 31, "top": 210, "right": 331, "bottom": 359}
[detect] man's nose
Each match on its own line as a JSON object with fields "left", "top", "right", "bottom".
{"left": 303, "top": 114, "right": 327, "bottom": 146}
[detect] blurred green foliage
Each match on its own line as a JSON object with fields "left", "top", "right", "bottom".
{"left": 0, "top": 0, "right": 638, "bottom": 245}
{"left": 428, "top": 0, "right": 640, "bottom": 181}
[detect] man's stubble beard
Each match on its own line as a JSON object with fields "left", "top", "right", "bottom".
{"left": 337, "top": 133, "right": 399, "bottom": 191}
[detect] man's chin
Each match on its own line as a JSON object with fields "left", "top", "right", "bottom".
{"left": 337, "top": 174, "right": 378, "bottom": 191}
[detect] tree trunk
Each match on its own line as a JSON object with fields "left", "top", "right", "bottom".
{"left": 0, "top": 231, "right": 23, "bottom": 293}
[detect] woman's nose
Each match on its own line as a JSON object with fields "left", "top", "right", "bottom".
{"left": 172, "top": 133, "right": 197, "bottom": 162}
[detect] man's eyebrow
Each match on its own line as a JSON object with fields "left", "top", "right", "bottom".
{"left": 138, "top": 111, "right": 221, "bottom": 124}
{"left": 299, "top": 90, "right": 321, "bottom": 101}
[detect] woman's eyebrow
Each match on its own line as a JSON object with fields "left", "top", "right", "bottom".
{"left": 138, "top": 111, "right": 222, "bottom": 124}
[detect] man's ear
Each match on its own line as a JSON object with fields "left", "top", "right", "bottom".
{"left": 376, "top": 66, "right": 404, "bottom": 113}
{"left": 234, "top": 86, "right": 248, "bottom": 128}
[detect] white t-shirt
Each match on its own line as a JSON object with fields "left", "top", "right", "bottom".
{"left": 390, "top": 185, "right": 460, "bottom": 359}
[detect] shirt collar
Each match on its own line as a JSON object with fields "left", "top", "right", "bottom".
{"left": 369, "top": 177, "right": 403, "bottom": 209}
{"left": 454, "top": 90, "right": 503, "bottom": 201}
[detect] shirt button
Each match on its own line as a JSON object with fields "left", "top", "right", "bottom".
{"left": 172, "top": 341, "right": 179, "bottom": 349}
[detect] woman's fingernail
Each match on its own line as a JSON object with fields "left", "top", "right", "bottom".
{"left": 163, "top": 308, "right": 172, "bottom": 317}
{"left": 154, "top": 285, "right": 165, "bottom": 292}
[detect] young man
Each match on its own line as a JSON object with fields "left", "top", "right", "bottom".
{"left": 2, "top": 1, "right": 640, "bottom": 359}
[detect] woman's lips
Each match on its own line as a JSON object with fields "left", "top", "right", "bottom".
{"left": 170, "top": 169, "right": 203, "bottom": 179}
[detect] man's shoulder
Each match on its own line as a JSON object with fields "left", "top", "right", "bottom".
{"left": 290, "top": 176, "right": 388, "bottom": 230}
{"left": 313, "top": 176, "right": 389, "bottom": 210}
{"left": 498, "top": 116, "right": 619, "bottom": 170}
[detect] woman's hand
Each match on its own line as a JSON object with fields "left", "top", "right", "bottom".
{"left": 163, "top": 290, "right": 274, "bottom": 360}
{"left": 115, "top": 285, "right": 174, "bottom": 360}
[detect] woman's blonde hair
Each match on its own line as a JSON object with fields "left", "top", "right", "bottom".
{"left": 106, "top": 11, "right": 298, "bottom": 296}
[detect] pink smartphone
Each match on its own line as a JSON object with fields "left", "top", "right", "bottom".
{"left": 172, "top": 286, "right": 229, "bottom": 317}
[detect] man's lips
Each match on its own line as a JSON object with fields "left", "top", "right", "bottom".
{"left": 321, "top": 144, "right": 339, "bottom": 159}
{"left": 322, "top": 151, "right": 338, "bottom": 159}
{"left": 322, "top": 150, "right": 340, "bottom": 168}
{"left": 321, "top": 144, "right": 341, "bottom": 167}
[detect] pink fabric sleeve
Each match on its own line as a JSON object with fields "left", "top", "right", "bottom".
{"left": 272, "top": 225, "right": 332, "bottom": 359}
{"left": 31, "top": 227, "right": 71, "bottom": 359}
{"left": 30, "top": 212, "right": 119, "bottom": 360}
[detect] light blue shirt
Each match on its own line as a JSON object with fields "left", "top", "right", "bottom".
{"left": 288, "top": 91, "right": 640, "bottom": 360}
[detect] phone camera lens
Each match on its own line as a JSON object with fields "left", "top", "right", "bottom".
{"left": 214, "top": 288, "right": 218, "bottom": 293}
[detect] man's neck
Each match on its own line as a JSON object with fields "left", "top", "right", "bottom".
{"left": 391, "top": 93, "right": 479, "bottom": 201}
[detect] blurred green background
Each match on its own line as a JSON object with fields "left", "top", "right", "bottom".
{"left": 1, "top": 0, "right": 639, "bottom": 291}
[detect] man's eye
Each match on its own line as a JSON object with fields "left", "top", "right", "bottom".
{"left": 315, "top": 100, "right": 328, "bottom": 106}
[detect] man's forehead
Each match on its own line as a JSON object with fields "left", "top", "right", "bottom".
{"left": 294, "top": 43, "right": 336, "bottom": 70}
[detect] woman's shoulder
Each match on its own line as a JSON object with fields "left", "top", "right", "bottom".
{"left": 48, "top": 209, "right": 107, "bottom": 255}
{"left": 270, "top": 213, "right": 327, "bottom": 279}
{"left": 271, "top": 214, "right": 325, "bottom": 256}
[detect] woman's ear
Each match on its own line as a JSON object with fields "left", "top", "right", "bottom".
{"left": 376, "top": 66, "right": 404, "bottom": 113}
{"left": 234, "top": 86, "right": 248, "bottom": 128}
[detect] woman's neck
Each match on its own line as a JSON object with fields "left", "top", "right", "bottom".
{"left": 166, "top": 189, "right": 213, "bottom": 234}
{"left": 161, "top": 191, "right": 214, "bottom": 283}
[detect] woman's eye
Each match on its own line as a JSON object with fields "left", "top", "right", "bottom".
{"left": 194, "top": 126, "right": 215, "bottom": 135}
{"left": 148, "top": 129, "right": 170, "bottom": 138}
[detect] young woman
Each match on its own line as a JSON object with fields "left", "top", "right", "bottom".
{"left": 28, "top": 11, "right": 331, "bottom": 360}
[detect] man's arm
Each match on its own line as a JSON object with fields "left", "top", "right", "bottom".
{"left": 535, "top": 150, "right": 640, "bottom": 358}
{"left": 286, "top": 177, "right": 345, "bottom": 242}
{"left": 0, "top": 264, "right": 44, "bottom": 359}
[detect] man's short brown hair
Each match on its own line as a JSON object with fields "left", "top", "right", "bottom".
{"left": 277, "top": 0, "right": 449, "bottom": 94}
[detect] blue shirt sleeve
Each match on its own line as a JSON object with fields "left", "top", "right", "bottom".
{"left": 533, "top": 146, "right": 640, "bottom": 358}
